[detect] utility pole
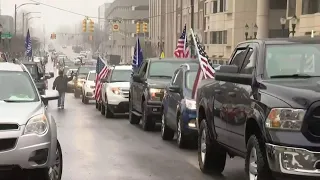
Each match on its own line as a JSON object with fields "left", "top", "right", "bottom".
{"left": 124, "top": 21, "right": 127, "bottom": 63}
{"left": 14, "top": 4, "right": 17, "bottom": 35}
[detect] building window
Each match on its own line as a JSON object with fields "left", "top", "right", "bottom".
{"left": 302, "top": 0, "right": 320, "bottom": 15}
{"left": 178, "top": 0, "right": 181, "bottom": 8}
{"left": 209, "top": 31, "right": 227, "bottom": 44}
{"left": 270, "top": 0, "right": 286, "bottom": 9}
{"left": 205, "top": 2, "right": 208, "bottom": 15}
{"left": 204, "top": 32, "right": 208, "bottom": 44}
{"left": 212, "top": 0, "right": 218, "bottom": 13}
{"left": 288, "top": 0, "right": 296, "bottom": 17}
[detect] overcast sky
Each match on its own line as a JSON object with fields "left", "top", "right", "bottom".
{"left": 1, "top": 0, "right": 113, "bottom": 33}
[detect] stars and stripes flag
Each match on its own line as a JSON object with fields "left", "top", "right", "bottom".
{"left": 25, "top": 29, "right": 32, "bottom": 57}
{"left": 174, "top": 24, "right": 190, "bottom": 58}
{"left": 190, "top": 29, "right": 215, "bottom": 99}
{"left": 132, "top": 37, "right": 143, "bottom": 74}
{"left": 95, "top": 56, "right": 109, "bottom": 102}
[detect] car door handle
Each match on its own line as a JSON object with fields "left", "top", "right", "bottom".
{"left": 228, "top": 92, "right": 236, "bottom": 97}
{"left": 214, "top": 90, "right": 221, "bottom": 94}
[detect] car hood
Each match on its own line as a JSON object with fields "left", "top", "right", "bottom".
{"left": 86, "top": 80, "right": 95, "bottom": 86}
{"left": 0, "top": 101, "right": 43, "bottom": 125}
{"left": 108, "top": 82, "right": 130, "bottom": 89}
{"left": 147, "top": 78, "right": 171, "bottom": 89}
{"left": 261, "top": 78, "right": 320, "bottom": 109}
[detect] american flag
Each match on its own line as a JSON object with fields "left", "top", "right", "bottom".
{"left": 25, "top": 29, "right": 32, "bottom": 57}
{"left": 95, "top": 56, "right": 109, "bottom": 102}
{"left": 192, "top": 35, "right": 215, "bottom": 99}
{"left": 174, "top": 24, "right": 190, "bottom": 58}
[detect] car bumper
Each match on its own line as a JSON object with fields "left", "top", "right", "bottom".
{"left": 0, "top": 125, "right": 52, "bottom": 169}
{"left": 146, "top": 101, "right": 162, "bottom": 122}
{"left": 266, "top": 143, "right": 320, "bottom": 178}
{"left": 181, "top": 109, "right": 197, "bottom": 137}
{"left": 84, "top": 88, "right": 95, "bottom": 99}
{"left": 107, "top": 94, "right": 129, "bottom": 114}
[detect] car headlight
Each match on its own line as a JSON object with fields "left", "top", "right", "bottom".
{"left": 111, "top": 87, "right": 120, "bottom": 95}
{"left": 24, "top": 114, "right": 48, "bottom": 135}
{"left": 149, "top": 88, "right": 162, "bottom": 101}
{"left": 185, "top": 99, "right": 196, "bottom": 110}
{"left": 77, "top": 81, "right": 83, "bottom": 87}
{"left": 265, "top": 108, "right": 305, "bottom": 131}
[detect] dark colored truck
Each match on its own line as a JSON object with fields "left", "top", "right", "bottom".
{"left": 129, "top": 58, "right": 197, "bottom": 131}
{"left": 106, "top": 54, "right": 120, "bottom": 65}
{"left": 196, "top": 37, "right": 320, "bottom": 179}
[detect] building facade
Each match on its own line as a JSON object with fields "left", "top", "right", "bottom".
{"left": 0, "top": 15, "right": 14, "bottom": 33}
{"left": 104, "top": 0, "right": 149, "bottom": 63}
{"left": 98, "top": 3, "right": 111, "bottom": 31}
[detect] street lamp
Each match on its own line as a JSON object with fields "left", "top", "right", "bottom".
{"left": 290, "top": 15, "right": 298, "bottom": 37}
{"left": 244, "top": 23, "right": 258, "bottom": 40}
{"left": 23, "top": 12, "right": 41, "bottom": 36}
{"left": 26, "top": 17, "right": 41, "bottom": 32}
{"left": 15, "top": 3, "right": 40, "bottom": 35}
{"left": 280, "top": 17, "right": 286, "bottom": 37}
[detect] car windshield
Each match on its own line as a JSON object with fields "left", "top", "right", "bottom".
{"left": 78, "top": 67, "right": 95, "bottom": 74}
{"left": 88, "top": 73, "right": 96, "bottom": 81}
{"left": 110, "top": 69, "right": 132, "bottom": 82}
{"left": 148, "top": 61, "right": 197, "bottom": 78}
{"left": 0, "top": 71, "right": 39, "bottom": 102}
{"left": 185, "top": 71, "right": 197, "bottom": 89}
{"left": 266, "top": 44, "right": 320, "bottom": 78}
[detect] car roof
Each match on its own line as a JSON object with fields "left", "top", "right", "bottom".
{"left": 180, "top": 63, "right": 199, "bottom": 71}
{"left": 148, "top": 58, "right": 197, "bottom": 62}
{"left": 0, "top": 62, "right": 25, "bottom": 72}
{"left": 244, "top": 36, "right": 320, "bottom": 45}
{"left": 113, "top": 65, "right": 132, "bottom": 70}
{"left": 21, "top": 61, "right": 37, "bottom": 65}
{"left": 89, "top": 70, "right": 96, "bottom": 73}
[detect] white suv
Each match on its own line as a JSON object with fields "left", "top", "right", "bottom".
{"left": 100, "top": 65, "right": 132, "bottom": 118}
{"left": 81, "top": 70, "right": 96, "bottom": 104}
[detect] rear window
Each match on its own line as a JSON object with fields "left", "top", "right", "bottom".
{"left": 185, "top": 71, "right": 197, "bottom": 89}
{"left": 78, "top": 66, "right": 95, "bottom": 74}
{"left": 110, "top": 69, "right": 132, "bottom": 82}
{"left": 148, "top": 61, "right": 198, "bottom": 79}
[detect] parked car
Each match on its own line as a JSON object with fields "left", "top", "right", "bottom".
{"left": 161, "top": 63, "right": 199, "bottom": 148}
{"left": 0, "top": 62, "right": 62, "bottom": 179}
{"left": 73, "top": 66, "right": 95, "bottom": 98}
{"left": 129, "top": 58, "right": 198, "bottom": 131}
{"left": 22, "top": 61, "right": 54, "bottom": 95}
{"left": 81, "top": 70, "right": 96, "bottom": 104}
{"left": 100, "top": 65, "right": 131, "bottom": 117}
{"left": 196, "top": 37, "right": 320, "bottom": 179}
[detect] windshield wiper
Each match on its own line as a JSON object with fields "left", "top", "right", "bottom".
{"left": 2, "top": 99, "right": 33, "bottom": 103}
{"left": 270, "top": 74, "right": 317, "bottom": 78}
{"left": 150, "top": 75, "right": 172, "bottom": 78}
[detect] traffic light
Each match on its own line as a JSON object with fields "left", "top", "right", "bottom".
{"left": 82, "top": 19, "right": 87, "bottom": 32}
{"left": 88, "top": 35, "right": 93, "bottom": 41}
{"left": 143, "top": 22, "right": 148, "bottom": 33}
{"left": 136, "top": 22, "right": 140, "bottom": 33}
{"left": 50, "top": 33, "right": 56, "bottom": 39}
{"left": 89, "top": 19, "right": 94, "bottom": 32}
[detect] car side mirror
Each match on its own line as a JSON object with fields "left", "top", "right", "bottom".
{"left": 215, "top": 70, "right": 253, "bottom": 85}
{"left": 100, "top": 78, "right": 108, "bottom": 83}
{"left": 168, "top": 85, "right": 181, "bottom": 93}
{"left": 218, "top": 65, "right": 239, "bottom": 73}
{"left": 44, "top": 74, "right": 51, "bottom": 79}
{"left": 41, "top": 90, "right": 59, "bottom": 106}
{"left": 132, "top": 74, "right": 143, "bottom": 82}
{"left": 39, "top": 72, "right": 44, "bottom": 77}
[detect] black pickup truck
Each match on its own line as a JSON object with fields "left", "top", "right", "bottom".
{"left": 196, "top": 37, "right": 320, "bottom": 180}
{"left": 129, "top": 58, "right": 198, "bottom": 131}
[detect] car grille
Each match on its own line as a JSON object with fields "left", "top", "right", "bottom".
{"left": 120, "top": 88, "right": 129, "bottom": 98}
{"left": 0, "top": 138, "right": 17, "bottom": 152}
{"left": 155, "top": 90, "right": 164, "bottom": 101}
{"left": 0, "top": 124, "right": 19, "bottom": 131}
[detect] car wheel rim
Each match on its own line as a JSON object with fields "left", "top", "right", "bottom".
{"left": 48, "top": 147, "right": 62, "bottom": 180}
{"left": 249, "top": 147, "right": 258, "bottom": 180}
{"left": 177, "top": 120, "right": 181, "bottom": 144}
{"left": 200, "top": 129, "right": 206, "bottom": 163}
{"left": 161, "top": 114, "right": 165, "bottom": 135}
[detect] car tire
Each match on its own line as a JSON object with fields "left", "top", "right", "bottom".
{"left": 177, "top": 115, "right": 188, "bottom": 149}
{"left": 97, "top": 102, "right": 101, "bottom": 111}
{"left": 161, "top": 113, "right": 174, "bottom": 140}
{"left": 82, "top": 93, "right": 89, "bottom": 104}
{"left": 141, "top": 101, "right": 155, "bottom": 131}
{"left": 198, "top": 120, "right": 226, "bottom": 174}
{"left": 245, "top": 135, "right": 274, "bottom": 180}
{"left": 27, "top": 140, "right": 63, "bottom": 180}
{"left": 105, "top": 101, "right": 114, "bottom": 118}
{"left": 74, "top": 89, "right": 80, "bottom": 98}
{"left": 101, "top": 103, "right": 106, "bottom": 115}
{"left": 129, "top": 100, "right": 140, "bottom": 124}
{"left": 95, "top": 101, "right": 99, "bottom": 109}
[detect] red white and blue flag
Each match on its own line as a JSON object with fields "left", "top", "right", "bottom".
{"left": 174, "top": 24, "right": 190, "bottom": 58}
{"left": 191, "top": 34, "right": 215, "bottom": 99}
{"left": 95, "top": 56, "right": 109, "bottom": 101}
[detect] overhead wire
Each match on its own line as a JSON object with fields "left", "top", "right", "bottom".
{"left": 29, "top": 0, "right": 193, "bottom": 20}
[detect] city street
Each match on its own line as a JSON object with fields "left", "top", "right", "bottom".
{"left": 46, "top": 47, "right": 245, "bottom": 180}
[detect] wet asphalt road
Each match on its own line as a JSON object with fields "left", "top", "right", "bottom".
{"left": 46, "top": 46, "right": 245, "bottom": 180}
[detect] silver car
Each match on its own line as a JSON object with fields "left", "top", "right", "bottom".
{"left": 0, "top": 62, "right": 63, "bottom": 180}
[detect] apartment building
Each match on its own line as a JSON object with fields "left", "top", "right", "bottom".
{"left": 98, "top": 3, "right": 111, "bottom": 31}
{"left": 104, "top": 0, "right": 149, "bottom": 63}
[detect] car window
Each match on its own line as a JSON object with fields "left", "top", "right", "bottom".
{"left": 230, "top": 48, "right": 248, "bottom": 67}
{"left": 78, "top": 67, "right": 95, "bottom": 74}
{"left": 173, "top": 70, "right": 183, "bottom": 86}
{"left": 240, "top": 48, "right": 255, "bottom": 74}
{"left": 88, "top": 73, "right": 96, "bottom": 81}
{"left": 110, "top": 70, "right": 132, "bottom": 82}
{"left": 148, "top": 61, "right": 197, "bottom": 79}
{"left": 138, "top": 61, "right": 148, "bottom": 77}
{"left": 185, "top": 71, "right": 197, "bottom": 89}
{"left": 0, "top": 71, "right": 39, "bottom": 102}
{"left": 266, "top": 44, "right": 320, "bottom": 77}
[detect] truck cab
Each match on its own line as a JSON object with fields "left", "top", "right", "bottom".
{"left": 196, "top": 37, "right": 320, "bottom": 179}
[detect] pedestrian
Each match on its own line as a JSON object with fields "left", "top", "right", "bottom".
{"left": 52, "top": 70, "right": 74, "bottom": 109}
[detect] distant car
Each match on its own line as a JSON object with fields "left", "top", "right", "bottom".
{"left": 81, "top": 70, "right": 96, "bottom": 104}
{"left": 0, "top": 62, "right": 62, "bottom": 180}
{"left": 73, "top": 66, "right": 95, "bottom": 98}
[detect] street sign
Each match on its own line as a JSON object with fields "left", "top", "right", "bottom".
{"left": 1, "top": 33, "right": 12, "bottom": 39}
{"left": 112, "top": 24, "right": 119, "bottom": 32}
